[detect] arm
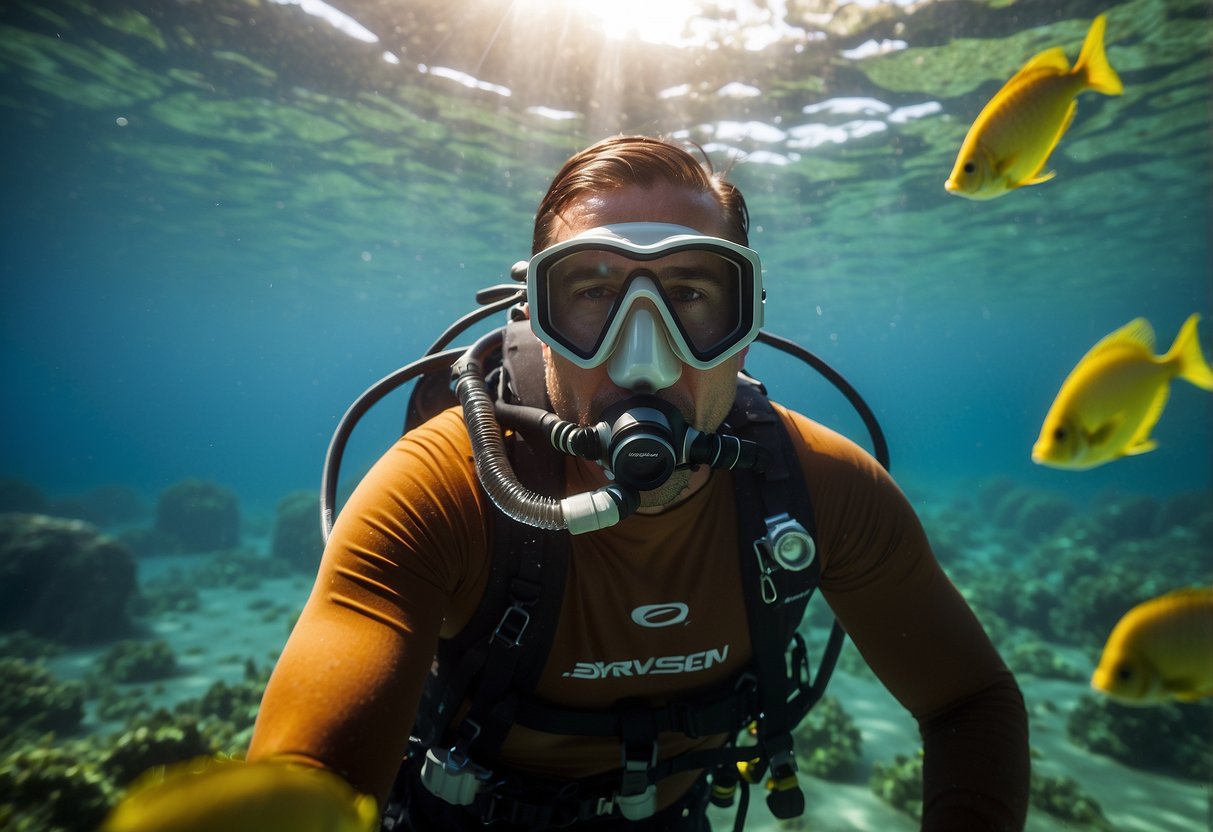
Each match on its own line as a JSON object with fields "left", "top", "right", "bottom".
{"left": 249, "top": 408, "right": 492, "bottom": 806}
{"left": 778, "top": 406, "right": 1029, "bottom": 831}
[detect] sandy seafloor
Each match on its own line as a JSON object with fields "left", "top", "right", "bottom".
{"left": 33, "top": 545, "right": 1209, "bottom": 832}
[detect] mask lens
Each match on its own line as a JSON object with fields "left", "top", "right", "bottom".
{"left": 541, "top": 246, "right": 748, "bottom": 363}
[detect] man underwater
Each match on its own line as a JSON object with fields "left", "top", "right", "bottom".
{"left": 106, "top": 136, "right": 1030, "bottom": 832}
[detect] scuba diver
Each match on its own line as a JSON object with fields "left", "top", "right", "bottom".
{"left": 103, "top": 136, "right": 1029, "bottom": 832}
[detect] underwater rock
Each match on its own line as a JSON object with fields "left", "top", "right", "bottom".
{"left": 115, "top": 525, "right": 184, "bottom": 558}
{"left": 1029, "top": 770, "right": 1111, "bottom": 829}
{"left": 1076, "top": 492, "right": 1162, "bottom": 544}
{"left": 1004, "top": 637, "right": 1085, "bottom": 681}
{"left": 271, "top": 490, "right": 325, "bottom": 572}
{"left": 791, "top": 695, "right": 862, "bottom": 780}
{"left": 0, "top": 740, "right": 115, "bottom": 832}
{"left": 869, "top": 749, "right": 923, "bottom": 821}
{"left": 1066, "top": 694, "right": 1212, "bottom": 781}
{"left": 1155, "top": 489, "right": 1213, "bottom": 540}
{"left": 48, "top": 485, "right": 148, "bottom": 529}
{"left": 0, "top": 514, "right": 137, "bottom": 644}
{"left": 153, "top": 478, "right": 240, "bottom": 553}
{"left": 0, "top": 630, "right": 65, "bottom": 662}
{"left": 98, "top": 640, "right": 178, "bottom": 684}
{"left": 987, "top": 484, "right": 1075, "bottom": 541}
{"left": 0, "top": 658, "right": 85, "bottom": 749}
{"left": 0, "top": 477, "right": 49, "bottom": 514}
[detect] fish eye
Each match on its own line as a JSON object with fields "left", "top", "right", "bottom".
{"left": 963, "top": 161, "right": 975, "bottom": 173}
{"left": 1115, "top": 663, "right": 1134, "bottom": 682}
{"left": 1053, "top": 427, "right": 1067, "bottom": 441}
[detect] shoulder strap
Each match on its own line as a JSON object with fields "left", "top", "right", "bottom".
{"left": 419, "top": 321, "right": 569, "bottom": 764}
{"left": 727, "top": 375, "right": 824, "bottom": 820}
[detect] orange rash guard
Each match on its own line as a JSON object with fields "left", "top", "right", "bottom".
{"left": 249, "top": 403, "right": 1029, "bottom": 830}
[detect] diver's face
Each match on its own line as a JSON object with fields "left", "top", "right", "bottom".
{"left": 542, "top": 185, "right": 746, "bottom": 504}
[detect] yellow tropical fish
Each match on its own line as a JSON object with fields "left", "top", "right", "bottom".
{"left": 1032, "top": 313, "right": 1213, "bottom": 470}
{"left": 944, "top": 14, "right": 1123, "bottom": 200}
{"left": 101, "top": 756, "right": 378, "bottom": 832}
{"left": 1091, "top": 588, "right": 1213, "bottom": 705}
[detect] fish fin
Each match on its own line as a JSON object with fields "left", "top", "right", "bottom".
{"left": 1123, "top": 384, "right": 1170, "bottom": 456}
{"left": 1085, "top": 416, "right": 1121, "bottom": 450}
{"left": 1164, "top": 313, "right": 1213, "bottom": 391}
{"left": 1123, "top": 438, "right": 1159, "bottom": 457}
{"left": 1019, "top": 169, "right": 1056, "bottom": 186}
{"left": 1075, "top": 14, "right": 1124, "bottom": 96}
{"left": 1014, "top": 100, "right": 1076, "bottom": 187}
{"left": 1088, "top": 317, "right": 1157, "bottom": 358}
{"left": 1011, "top": 46, "right": 1070, "bottom": 82}
{"left": 1166, "top": 684, "right": 1209, "bottom": 702}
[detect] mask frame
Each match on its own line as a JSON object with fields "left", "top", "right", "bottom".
{"left": 527, "top": 222, "right": 764, "bottom": 371}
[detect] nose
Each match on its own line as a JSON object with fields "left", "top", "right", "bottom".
{"left": 607, "top": 304, "right": 683, "bottom": 391}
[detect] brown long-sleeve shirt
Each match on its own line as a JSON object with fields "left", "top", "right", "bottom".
{"left": 249, "top": 403, "right": 1029, "bottom": 830}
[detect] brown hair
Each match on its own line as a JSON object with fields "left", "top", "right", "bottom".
{"left": 532, "top": 135, "right": 750, "bottom": 253}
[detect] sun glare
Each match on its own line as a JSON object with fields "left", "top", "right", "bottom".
{"left": 567, "top": 0, "right": 706, "bottom": 46}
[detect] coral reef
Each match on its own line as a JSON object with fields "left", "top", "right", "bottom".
{"left": 153, "top": 478, "right": 240, "bottom": 553}
{"left": 0, "top": 664, "right": 272, "bottom": 829}
{"left": 1029, "top": 770, "right": 1111, "bottom": 829}
{"left": 0, "top": 659, "right": 85, "bottom": 749}
{"left": 792, "top": 696, "right": 862, "bottom": 780}
{"left": 868, "top": 749, "right": 922, "bottom": 821}
{"left": 98, "top": 640, "right": 178, "bottom": 684}
{"left": 1066, "top": 695, "right": 1212, "bottom": 781}
{"left": 926, "top": 487, "right": 1213, "bottom": 653}
{"left": 1004, "top": 637, "right": 1085, "bottom": 682}
{"left": 0, "top": 514, "right": 137, "bottom": 644}
{"left": 271, "top": 490, "right": 325, "bottom": 572}
{"left": 187, "top": 546, "right": 293, "bottom": 590}
{"left": 0, "top": 740, "right": 115, "bottom": 832}
{"left": 101, "top": 709, "right": 216, "bottom": 787}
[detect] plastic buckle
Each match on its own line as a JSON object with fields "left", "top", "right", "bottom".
{"left": 764, "top": 743, "right": 805, "bottom": 819}
{"left": 420, "top": 744, "right": 487, "bottom": 807}
{"left": 492, "top": 603, "right": 531, "bottom": 647}
{"left": 616, "top": 741, "right": 658, "bottom": 820}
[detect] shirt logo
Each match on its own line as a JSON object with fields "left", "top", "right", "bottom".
{"left": 630, "top": 602, "right": 689, "bottom": 628}
{"left": 562, "top": 645, "right": 730, "bottom": 680}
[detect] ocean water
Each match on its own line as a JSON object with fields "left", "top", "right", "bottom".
{"left": 1, "top": 0, "right": 1210, "bottom": 830}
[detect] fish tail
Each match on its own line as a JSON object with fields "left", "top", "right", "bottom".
{"left": 1075, "top": 14, "right": 1124, "bottom": 96}
{"left": 1166, "top": 313, "right": 1213, "bottom": 391}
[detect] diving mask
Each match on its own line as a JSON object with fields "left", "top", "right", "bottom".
{"left": 527, "top": 223, "right": 764, "bottom": 387}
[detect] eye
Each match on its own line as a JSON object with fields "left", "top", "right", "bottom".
{"left": 666, "top": 285, "right": 706, "bottom": 303}
{"left": 963, "top": 161, "right": 975, "bottom": 173}
{"left": 1115, "top": 663, "right": 1134, "bottom": 682}
{"left": 576, "top": 285, "right": 616, "bottom": 302}
{"left": 1053, "top": 427, "right": 1067, "bottom": 441}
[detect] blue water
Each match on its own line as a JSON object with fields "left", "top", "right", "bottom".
{"left": 1, "top": 0, "right": 1211, "bottom": 828}
{"left": 3, "top": 1, "right": 1209, "bottom": 518}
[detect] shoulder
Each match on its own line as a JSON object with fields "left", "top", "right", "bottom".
{"left": 767, "top": 401, "right": 929, "bottom": 582}
{"left": 327, "top": 406, "right": 490, "bottom": 597}
{"left": 769, "top": 401, "right": 889, "bottom": 482}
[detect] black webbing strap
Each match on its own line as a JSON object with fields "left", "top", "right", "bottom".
{"left": 728, "top": 378, "right": 820, "bottom": 820}
{"left": 432, "top": 320, "right": 569, "bottom": 765}
{"left": 509, "top": 673, "right": 758, "bottom": 738}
